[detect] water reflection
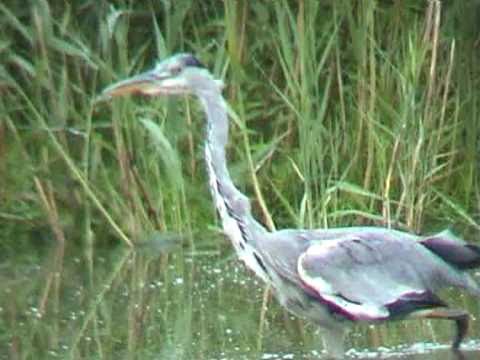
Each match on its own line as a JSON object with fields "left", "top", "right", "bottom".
{"left": 1, "top": 238, "right": 479, "bottom": 359}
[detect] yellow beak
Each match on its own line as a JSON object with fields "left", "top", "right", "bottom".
{"left": 98, "top": 70, "right": 163, "bottom": 101}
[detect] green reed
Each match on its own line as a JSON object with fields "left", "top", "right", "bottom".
{"left": 1, "top": 1, "right": 479, "bottom": 359}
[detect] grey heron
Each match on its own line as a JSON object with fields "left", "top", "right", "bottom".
{"left": 100, "top": 53, "right": 480, "bottom": 358}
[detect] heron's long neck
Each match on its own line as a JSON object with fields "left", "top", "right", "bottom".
{"left": 198, "top": 89, "right": 268, "bottom": 267}
{"left": 199, "top": 91, "right": 252, "bottom": 225}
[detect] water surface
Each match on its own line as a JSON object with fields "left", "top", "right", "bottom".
{"left": 1, "top": 237, "right": 479, "bottom": 359}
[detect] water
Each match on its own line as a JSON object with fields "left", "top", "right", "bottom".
{"left": 1, "top": 238, "right": 479, "bottom": 359}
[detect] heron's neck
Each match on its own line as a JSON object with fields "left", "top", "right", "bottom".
{"left": 197, "top": 89, "right": 268, "bottom": 267}
{"left": 199, "top": 90, "right": 252, "bottom": 225}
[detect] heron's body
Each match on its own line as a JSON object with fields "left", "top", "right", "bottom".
{"left": 101, "top": 53, "right": 480, "bottom": 358}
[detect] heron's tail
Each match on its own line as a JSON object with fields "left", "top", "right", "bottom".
{"left": 421, "top": 230, "right": 480, "bottom": 297}
{"left": 421, "top": 230, "right": 480, "bottom": 270}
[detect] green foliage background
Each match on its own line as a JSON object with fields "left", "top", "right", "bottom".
{"left": 1, "top": 0, "right": 479, "bottom": 247}
{"left": 1, "top": 1, "right": 480, "bottom": 359}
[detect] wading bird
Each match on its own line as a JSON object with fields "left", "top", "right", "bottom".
{"left": 100, "top": 53, "right": 480, "bottom": 358}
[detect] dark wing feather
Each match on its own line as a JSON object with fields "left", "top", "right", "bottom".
{"left": 421, "top": 230, "right": 480, "bottom": 270}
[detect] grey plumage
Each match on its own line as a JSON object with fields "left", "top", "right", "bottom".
{"left": 100, "top": 53, "right": 480, "bottom": 358}
{"left": 262, "top": 228, "right": 480, "bottom": 319}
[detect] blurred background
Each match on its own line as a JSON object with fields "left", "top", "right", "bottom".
{"left": 0, "top": 1, "right": 479, "bottom": 359}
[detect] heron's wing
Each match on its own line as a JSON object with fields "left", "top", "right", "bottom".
{"left": 297, "top": 234, "right": 446, "bottom": 321}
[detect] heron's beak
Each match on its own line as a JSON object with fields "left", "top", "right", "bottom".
{"left": 97, "top": 69, "right": 186, "bottom": 103}
{"left": 99, "top": 70, "right": 160, "bottom": 100}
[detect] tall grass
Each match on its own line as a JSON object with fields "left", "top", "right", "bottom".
{"left": 1, "top": 1, "right": 479, "bottom": 357}
{"left": 1, "top": 1, "right": 478, "bottom": 250}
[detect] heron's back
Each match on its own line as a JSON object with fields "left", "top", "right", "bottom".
{"left": 257, "top": 226, "right": 480, "bottom": 321}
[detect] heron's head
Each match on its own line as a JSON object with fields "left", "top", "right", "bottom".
{"left": 100, "top": 53, "right": 223, "bottom": 100}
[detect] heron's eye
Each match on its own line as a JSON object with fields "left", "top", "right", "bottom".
{"left": 170, "top": 66, "right": 182, "bottom": 75}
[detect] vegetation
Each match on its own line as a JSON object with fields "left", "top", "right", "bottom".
{"left": 2, "top": 1, "right": 479, "bottom": 249}
{"left": 1, "top": 1, "right": 479, "bottom": 358}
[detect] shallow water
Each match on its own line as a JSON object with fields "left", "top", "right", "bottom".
{"left": 1, "top": 238, "right": 479, "bottom": 360}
